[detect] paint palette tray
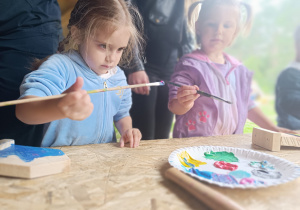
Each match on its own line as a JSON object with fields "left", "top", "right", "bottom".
{"left": 168, "top": 146, "right": 300, "bottom": 189}
{"left": 0, "top": 139, "right": 70, "bottom": 179}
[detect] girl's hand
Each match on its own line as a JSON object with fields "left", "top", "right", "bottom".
{"left": 177, "top": 85, "right": 200, "bottom": 109}
{"left": 120, "top": 128, "right": 141, "bottom": 148}
{"left": 58, "top": 77, "right": 94, "bottom": 120}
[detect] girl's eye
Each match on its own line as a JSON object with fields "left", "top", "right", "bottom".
{"left": 224, "top": 24, "right": 231, "bottom": 28}
{"left": 99, "top": 44, "right": 106, "bottom": 49}
{"left": 117, "top": 47, "right": 125, "bottom": 52}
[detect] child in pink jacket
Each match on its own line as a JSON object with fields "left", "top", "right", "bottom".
{"left": 168, "top": 0, "right": 294, "bottom": 138}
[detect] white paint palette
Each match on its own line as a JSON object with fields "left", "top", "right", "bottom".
{"left": 168, "top": 146, "right": 300, "bottom": 189}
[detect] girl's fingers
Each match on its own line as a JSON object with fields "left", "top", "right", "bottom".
{"left": 120, "top": 129, "right": 141, "bottom": 148}
{"left": 133, "top": 129, "right": 141, "bottom": 148}
{"left": 179, "top": 94, "right": 200, "bottom": 103}
{"left": 58, "top": 90, "right": 93, "bottom": 120}
{"left": 120, "top": 137, "right": 125, "bottom": 147}
{"left": 123, "top": 131, "right": 134, "bottom": 148}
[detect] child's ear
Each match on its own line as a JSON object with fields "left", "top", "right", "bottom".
{"left": 70, "top": 26, "right": 81, "bottom": 45}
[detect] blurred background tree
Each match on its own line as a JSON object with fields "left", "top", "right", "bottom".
{"left": 227, "top": 0, "right": 300, "bottom": 128}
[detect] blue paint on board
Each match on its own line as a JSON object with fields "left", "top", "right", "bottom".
{"left": 0, "top": 144, "right": 65, "bottom": 162}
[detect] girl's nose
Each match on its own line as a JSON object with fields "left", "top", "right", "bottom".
{"left": 105, "top": 51, "right": 116, "bottom": 63}
{"left": 216, "top": 24, "right": 223, "bottom": 34}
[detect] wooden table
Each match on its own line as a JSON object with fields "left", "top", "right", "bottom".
{"left": 1, "top": 134, "right": 300, "bottom": 210}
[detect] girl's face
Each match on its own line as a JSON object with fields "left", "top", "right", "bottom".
{"left": 78, "top": 26, "right": 130, "bottom": 75}
{"left": 196, "top": 5, "right": 239, "bottom": 54}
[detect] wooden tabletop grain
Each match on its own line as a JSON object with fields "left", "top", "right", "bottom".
{"left": 1, "top": 133, "right": 300, "bottom": 210}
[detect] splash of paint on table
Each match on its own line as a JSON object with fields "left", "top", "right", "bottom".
{"left": 0, "top": 144, "right": 65, "bottom": 162}
{"left": 177, "top": 151, "right": 206, "bottom": 168}
{"left": 204, "top": 151, "right": 239, "bottom": 162}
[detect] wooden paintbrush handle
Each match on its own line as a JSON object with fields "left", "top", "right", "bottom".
{"left": 165, "top": 168, "right": 244, "bottom": 210}
{"left": 0, "top": 82, "right": 164, "bottom": 107}
{"left": 0, "top": 94, "right": 66, "bottom": 107}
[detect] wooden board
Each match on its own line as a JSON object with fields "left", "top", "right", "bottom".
{"left": 0, "top": 139, "right": 70, "bottom": 179}
{"left": 252, "top": 127, "right": 300, "bottom": 151}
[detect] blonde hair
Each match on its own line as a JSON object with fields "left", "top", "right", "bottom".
{"left": 33, "top": 0, "right": 144, "bottom": 70}
{"left": 188, "top": 0, "right": 253, "bottom": 47}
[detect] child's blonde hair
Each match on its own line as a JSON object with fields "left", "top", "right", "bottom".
{"left": 188, "top": 0, "right": 253, "bottom": 47}
{"left": 33, "top": 0, "right": 143, "bottom": 70}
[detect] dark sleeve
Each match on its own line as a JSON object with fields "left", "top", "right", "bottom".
{"left": 276, "top": 68, "right": 300, "bottom": 118}
{"left": 122, "top": 0, "right": 145, "bottom": 74}
{"left": 123, "top": 48, "right": 145, "bottom": 74}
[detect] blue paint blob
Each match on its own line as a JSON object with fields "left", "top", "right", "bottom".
{"left": 212, "top": 173, "right": 238, "bottom": 184}
{"left": 189, "top": 168, "right": 213, "bottom": 179}
{"left": 0, "top": 144, "right": 65, "bottom": 162}
{"left": 181, "top": 165, "right": 189, "bottom": 172}
{"left": 229, "top": 170, "right": 251, "bottom": 179}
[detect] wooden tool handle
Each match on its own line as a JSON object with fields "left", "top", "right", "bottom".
{"left": 165, "top": 168, "right": 244, "bottom": 210}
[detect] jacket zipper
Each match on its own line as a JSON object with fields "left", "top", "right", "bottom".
{"left": 99, "top": 81, "right": 108, "bottom": 143}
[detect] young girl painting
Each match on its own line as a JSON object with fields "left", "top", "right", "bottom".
{"left": 168, "top": 0, "right": 295, "bottom": 138}
{"left": 16, "top": 0, "right": 143, "bottom": 147}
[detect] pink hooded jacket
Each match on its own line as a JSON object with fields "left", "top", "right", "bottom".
{"left": 169, "top": 50, "right": 253, "bottom": 138}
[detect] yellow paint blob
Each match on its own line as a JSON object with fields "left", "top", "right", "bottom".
{"left": 177, "top": 151, "right": 206, "bottom": 168}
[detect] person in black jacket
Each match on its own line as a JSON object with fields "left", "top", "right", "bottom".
{"left": 126, "top": 0, "right": 194, "bottom": 140}
{"left": 275, "top": 25, "right": 300, "bottom": 130}
{"left": 0, "top": 0, "right": 62, "bottom": 146}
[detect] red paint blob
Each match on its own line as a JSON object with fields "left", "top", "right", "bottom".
{"left": 214, "top": 161, "right": 238, "bottom": 171}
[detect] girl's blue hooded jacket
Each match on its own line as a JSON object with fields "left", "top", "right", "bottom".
{"left": 20, "top": 50, "right": 131, "bottom": 147}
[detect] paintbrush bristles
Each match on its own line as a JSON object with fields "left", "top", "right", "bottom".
{"left": 0, "top": 81, "right": 165, "bottom": 107}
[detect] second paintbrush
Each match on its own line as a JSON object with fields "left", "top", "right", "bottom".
{"left": 166, "top": 81, "right": 232, "bottom": 104}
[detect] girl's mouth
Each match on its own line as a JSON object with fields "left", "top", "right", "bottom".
{"left": 101, "top": 65, "right": 110, "bottom": 69}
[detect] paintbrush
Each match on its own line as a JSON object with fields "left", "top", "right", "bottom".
{"left": 0, "top": 81, "right": 165, "bottom": 107}
{"left": 166, "top": 81, "right": 232, "bottom": 104}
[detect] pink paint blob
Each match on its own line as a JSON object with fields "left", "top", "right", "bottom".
{"left": 240, "top": 178, "right": 256, "bottom": 185}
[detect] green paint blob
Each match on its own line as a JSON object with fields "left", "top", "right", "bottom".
{"left": 204, "top": 151, "right": 239, "bottom": 162}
